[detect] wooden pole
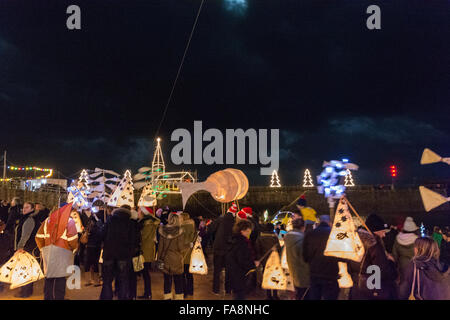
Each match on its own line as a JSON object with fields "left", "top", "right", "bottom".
{"left": 343, "top": 195, "right": 373, "bottom": 236}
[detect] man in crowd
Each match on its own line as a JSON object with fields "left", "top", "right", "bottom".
{"left": 296, "top": 195, "right": 317, "bottom": 232}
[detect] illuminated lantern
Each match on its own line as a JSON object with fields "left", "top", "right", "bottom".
{"left": 138, "top": 184, "right": 157, "bottom": 207}
{"left": 420, "top": 148, "right": 450, "bottom": 165}
{"left": 179, "top": 169, "right": 249, "bottom": 209}
{"left": 280, "top": 246, "right": 288, "bottom": 269}
{"left": 0, "top": 251, "right": 44, "bottom": 289}
{"left": 419, "top": 186, "right": 450, "bottom": 212}
{"left": 324, "top": 197, "right": 365, "bottom": 262}
{"left": 337, "top": 262, "right": 353, "bottom": 288}
{"left": 107, "top": 170, "right": 135, "bottom": 207}
{"left": 189, "top": 236, "right": 208, "bottom": 275}
{"left": 262, "top": 251, "right": 288, "bottom": 290}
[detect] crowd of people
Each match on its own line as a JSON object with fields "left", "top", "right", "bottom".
{"left": 0, "top": 195, "right": 449, "bottom": 300}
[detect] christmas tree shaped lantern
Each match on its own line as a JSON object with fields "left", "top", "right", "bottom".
{"left": 189, "top": 236, "right": 208, "bottom": 275}
{"left": 303, "top": 169, "right": 314, "bottom": 187}
{"left": 324, "top": 197, "right": 365, "bottom": 262}
{"left": 262, "top": 250, "right": 288, "bottom": 290}
{"left": 344, "top": 169, "right": 355, "bottom": 187}
{"left": 270, "top": 170, "right": 281, "bottom": 187}
{"left": 138, "top": 184, "right": 157, "bottom": 207}
{"left": 107, "top": 170, "right": 135, "bottom": 207}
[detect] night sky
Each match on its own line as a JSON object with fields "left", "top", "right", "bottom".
{"left": 1, "top": 0, "right": 449, "bottom": 185}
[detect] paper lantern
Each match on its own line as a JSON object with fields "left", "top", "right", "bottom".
{"left": 324, "top": 198, "right": 365, "bottom": 262}
{"left": 280, "top": 246, "right": 288, "bottom": 269}
{"left": 262, "top": 251, "right": 288, "bottom": 290}
{"left": 0, "top": 251, "right": 44, "bottom": 289}
{"left": 107, "top": 170, "right": 135, "bottom": 207}
{"left": 419, "top": 186, "right": 450, "bottom": 212}
{"left": 179, "top": 169, "right": 249, "bottom": 208}
{"left": 189, "top": 236, "right": 208, "bottom": 275}
{"left": 138, "top": 184, "right": 157, "bottom": 207}
{"left": 337, "top": 262, "right": 353, "bottom": 288}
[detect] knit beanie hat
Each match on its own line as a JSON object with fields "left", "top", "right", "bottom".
{"left": 365, "top": 213, "right": 389, "bottom": 232}
{"left": 140, "top": 206, "right": 154, "bottom": 216}
{"left": 297, "top": 195, "right": 307, "bottom": 207}
{"left": 403, "top": 217, "right": 419, "bottom": 232}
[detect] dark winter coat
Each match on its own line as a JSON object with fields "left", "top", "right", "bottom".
{"left": 226, "top": 234, "right": 256, "bottom": 294}
{"left": 248, "top": 216, "right": 261, "bottom": 246}
{"left": 440, "top": 240, "right": 450, "bottom": 266}
{"left": 302, "top": 222, "right": 339, "bottom": 281}
{"left": 15, "top": 211, "right": 41, "bottom": 256}
{"left": 0, "top": 203, "right": 9, "bottom": 224}
{"left": 255, "top": 232, "right": 280, "bottom": 267}
{"left": 158, "top": 224, "right": 186, "bottom": 275}
{"left": 102, "top": 208, "right": 137, "bottom": 261}
{"left": 5, "top": 204, "right": 22, "bottom": 233}
{"left": 207, "top": 212, "right": 235, "bottom": 255}
{"left": 285, "top": 229, "right": 310, "bottom": 288}
{"left": 399, "top": 258, "right": 450, "bottom": 300}
{"left": 347, "top": 228, "right": 398, "bottom": 300}
{"left": 383, "top": 228, "right": 398, "bottom": 254}
{"left": 86, "top": 213, "right": 104, "bottom": 247}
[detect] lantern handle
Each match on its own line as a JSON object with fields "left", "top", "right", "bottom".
{"left": 342, "top": 196, "right": 374, "bottom": 237}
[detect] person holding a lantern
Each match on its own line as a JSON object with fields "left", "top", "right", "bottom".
{"left": 226, "top": 219, "right": 258, "bottom": 300}
{"left": 302, "top": 215, "right": 340, "bottom": 300}
{"left": 207, "top": 203, "right": 237, "bottom": 295}
{"left": 13, "top": 201, "right": 41, "bottom": 298}
{"left": 347, "top": 213, "right": 398, "bottom": 300}
{"left": 255, "top": 223, "right": 281, "bottom": 300}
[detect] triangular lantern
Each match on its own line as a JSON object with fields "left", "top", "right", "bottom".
{"left": 324, "top": 197, "right": 365, "bottom": 262}
{"left": 138, "top": 184, "right": 157, "bottom": 207}
{"left": 0, "top": 251, "right": 44, "bottom": 289}
{"left": 420, "top": 148, "right": 443, "bottom": 165}
{"left": 189, "top": 236, "right": 208, "bottom": 275}
{"left": 107, "top": 170, "right": 135, "bottom": 207}
{"left": 262, "top": 250, "right": 288, "bottom": 290}
{"left": 419, "top": 186, "right": 450, "bottom": 212}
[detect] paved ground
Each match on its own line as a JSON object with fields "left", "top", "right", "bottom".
{"left": 0, "top": 251, "right": 293, "bottom": 300}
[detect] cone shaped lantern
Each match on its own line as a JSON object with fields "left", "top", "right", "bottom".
{"left": 262, "top": 250, "right": 288, "bottom": 290}
{"left": 0, "top": 251, "right": 44, "bottom": 289}
{"left": 324, "top": 197, "right": 365, "bottom": 262}
{"left": 189, "top": 236, "right": 208, "bottom": 275}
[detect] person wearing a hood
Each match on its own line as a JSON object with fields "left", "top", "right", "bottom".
{"left": 399, "top": 237, "right": 450, "bottom": 300}
{"left": 207, "top": 203, "right": 237, "bottom": 295}
{"left": 137, "top": 206, "right": 160, "bottom": 299}
{"left": 13, "top": 201, "right": 41, "bottom": 298}
{"left": 100, "top": 206, "right": 137, "bottom": 300}
{"left": 180, "top": 212, "right": 196, "bottom": 298}
{"left": 392, "top": 217, "right": 419, "bottom": 281}
{"left": 226, "top": 220, "right": 258, "bottom": 300}
{"left": 255, "top": 222, "right": 281, "bottom": 300}
{"left": 347, "top": 213, "right": 398, "bottom": 300}
{"left": 285, "top": 218, "right": 310, "bottom": 300}
{"left": 158, "top": 212, "right": 187, "bottom": 300}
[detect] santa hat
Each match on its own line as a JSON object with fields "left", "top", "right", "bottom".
{"left": 227, "top": 203, "right": 238, "bottom": 216}
{"left": 242, "top": 207, "right": 252, "bottom": 217}
{"left": 140, "top": 206, "right": 154, "bottom": 216}
{"left": 237, "top": 211, "right": 248, "bottom": 220}
{"left": 297, "top": 195, "right": 307, "bottom": 207}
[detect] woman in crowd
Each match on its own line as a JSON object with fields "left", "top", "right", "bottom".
{"left": 158, "top": 212, "right": 187, "bottom": 300}
{"left": 226, "top": 220, "right": 258, "bottom": 300}
{"left": 180, "top": 212, "right": 197, "bottom": 298}
{"left": 392, "top": 217, "right": 419, "bottom": 281}
{"left": 399, "top": 237, "right": 450, "bottom": 300}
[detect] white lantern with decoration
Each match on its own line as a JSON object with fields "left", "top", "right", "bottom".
{"left": 0, "top": 251, "right": 44, "bottom": 289}
{"left": 189, "top": 236, "right": 208, "bottom": 275}
{"left": 262, "top": 250, "right": 288, "bottom": 290}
